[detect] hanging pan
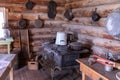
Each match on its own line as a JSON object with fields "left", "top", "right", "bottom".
{"left": 25, "top": 0, "right": 36, "bottom": 10}
{"left": 106, "top": 8, "right": 120, "bottom": 40}
{"left": 18, "top": 15, "right": 29, "bottom": 29}
{"left": 91, "top": 8, "right": 101, "bottom": 21}
{"left": 47, "top": 0, "right": 57, "bottom": 19}
{"left": 64, "top": 8, "right": 74, "bottom": 21}
{"left": 34, "top": 15, "right": 44, "bottom": 28}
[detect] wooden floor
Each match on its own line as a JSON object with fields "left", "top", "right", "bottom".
{"left": 8, "top": 66, "right": 82, "bottom": 80}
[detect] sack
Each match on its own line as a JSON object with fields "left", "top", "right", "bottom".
{"left": 48, "top": 0, "right": 57, "bottom": 19}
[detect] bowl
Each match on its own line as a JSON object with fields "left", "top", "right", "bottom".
{"left": 116, "top": 72, "right": 120, "bottom": 80}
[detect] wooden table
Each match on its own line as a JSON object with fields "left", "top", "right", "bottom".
{"left": 0, "top": 54, "right": 16, "bottom": 80}
{"left": 76, "top": 58, "right": 119, "bottom": 80}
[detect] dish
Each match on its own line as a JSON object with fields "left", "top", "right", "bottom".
{"left": 106, "top": 8, "right": 120, "bottom": 40}
{"left": 116, "top": 72, "right": 120, "bottom": 80}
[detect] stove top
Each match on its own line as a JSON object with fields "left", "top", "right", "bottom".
{"left": 44, "top": 44, "right": 89, "bottom": 55}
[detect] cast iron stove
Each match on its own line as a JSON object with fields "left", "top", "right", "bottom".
{"left": 40, "top": 43, "right": 90, "bottom": 80}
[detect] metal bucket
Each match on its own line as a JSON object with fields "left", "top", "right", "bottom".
{"left": 55, "top": 32, "right": 67, "bottom": 46}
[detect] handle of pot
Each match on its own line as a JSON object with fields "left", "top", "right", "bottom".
{"left": 94, "top": 8, "right": 97, "bottom": 12}
{"left": 38, "top": 15, "right": 40, "bottom": 19}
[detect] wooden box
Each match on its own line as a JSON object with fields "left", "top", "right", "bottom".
{"left": 28, "top": 61, "right": 38, "bottom": 70}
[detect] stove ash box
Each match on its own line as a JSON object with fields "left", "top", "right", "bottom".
{"left": 53, "top": 52, "right": 80, "bottom": 67}
{"left": 44, "top": 45, "right": 81, "bottom": 68}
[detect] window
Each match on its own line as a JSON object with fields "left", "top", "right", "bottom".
{"left": 0, "top": 7, "right": 9, "bottom": 39}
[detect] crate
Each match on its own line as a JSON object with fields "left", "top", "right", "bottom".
{"left": 27, "top": 61, "right": 38, "bottom": 70}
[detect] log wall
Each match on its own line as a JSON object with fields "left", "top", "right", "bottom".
{"left": 0, "top": 0, "right": 66, "bottom": 56}
{"left": 1, "top": 0, "right": 120, "bottom": 59}
{"left": 63, "top": 0, "right": 120, "bottom": 58}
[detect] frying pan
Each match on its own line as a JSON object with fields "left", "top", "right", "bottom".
{"left": 18, "top": 15, "right": 29, "bottom": 29}
{"left": 64, "top": 8, "right": 74, "bottom": 21}
{"left": 25, "top": 0, "right": 36, "bottom": 10}
{"left": 92, "top": 8, "right": 101, "bottom": 21}
{"left": 47, "top": 0, "right": 57, "bottom": 19}
{"left": 34, "top": 15, "right": 43, "bottom": 28}
{"left": 106, "top": 8, "right": 120, "bottom": 40}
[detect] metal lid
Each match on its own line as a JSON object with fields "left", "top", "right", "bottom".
{"left": 106, "top": 8, "right": 120, "bottom": 40}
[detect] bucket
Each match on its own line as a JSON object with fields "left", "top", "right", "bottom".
{"left": 55, "top": 32, "right": 67, "bottom": 45}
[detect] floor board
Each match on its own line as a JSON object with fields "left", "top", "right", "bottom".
{"left": 6, "top": 66, "right": 82, "bottom": 80}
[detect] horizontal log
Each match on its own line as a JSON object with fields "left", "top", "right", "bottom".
{"left": 31, "top": 46, "right": 43, "bottom": 52}
{"left": 0, "top": 0, "right": 65, "bottom": 6}
{"left": 0, "top": 49, "right": 7, "bottom": 53}
{"left": 65, "top": 0, "right": 80, "bottom": 3}
{"left": 44, "top": 20, "right": 66, "bottom": 27}
{"left": 73, "top": 3, "right": 120, "bottom": 17}
{"left": 78, "top": 33, "right": 120, "bottom": 52}
{"left": 93, "top": 37, "right": 120, "bottom": 52}
{"left": 92, "top": 45, "right": 120, "bottom": 58}
{"left": 73, "top": 17, "right": 106, "bottom": 27}
{"left": 62, "top": 23, "right": 113, "bottom": 39}
{"left": 8, "top": 12, "right": 64, "bottom": 21}
{"left": 12, "top": 42, "right": 20, "bottom": 48}
{"left": 65, "top": 0, "right": 120, "bottom": 8}
{"left": 0, "top": 3, "right": 64, "bottom": 14}
{"left": 29, "top": 34, "right": 55, "bottom": 41}
{"left": 29, "top": 27, "right": 63, "bottom": 35}
{"left": 9, "top": 19, "right": 66, "bottom": 29}
{"left": 30, "top": 40, "right": 42, "bottom": 46}
{"left": 78, "top": 33, "right": 94, "bottom": 44}
{"left": 92, "top": 45, "right": 109, "bottom": 56}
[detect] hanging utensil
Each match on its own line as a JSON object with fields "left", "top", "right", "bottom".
{"left": 47, "top": 0, "right": 57, "bottom": 19}
{"left": 92, "top": 8, "right": 101, "bottom": 21}
{"left": 34, "top": 15, "right": 44, "bottom": 28}
{"left": 18, "top": 15, "right": 29, "bottom": 29}
{"left": 106, "top": 8, "right": 120, "bottom": 40}
{"left": 64, "top": 8, "right": 74, "bottom": 21}
{"left": 25, "top": 0, "right": 36, "bottom": 10}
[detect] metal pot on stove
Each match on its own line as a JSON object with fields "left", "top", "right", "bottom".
{"left": 69, "top": 42, "right": 83, "bottom": 51}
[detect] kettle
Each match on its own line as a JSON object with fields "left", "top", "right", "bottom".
{"left": 55, "top": 32, "right": 67, "bottom": 45}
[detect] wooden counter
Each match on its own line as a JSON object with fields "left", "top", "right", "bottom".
{"left": 76, "top": 58, "right": 119, "bottom": 80}
{"left": 0, "top": 54, "right": 16, "bottom": 80}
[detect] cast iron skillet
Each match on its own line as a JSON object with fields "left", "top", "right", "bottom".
{"left": 64, "top": 8, "right": 74, "bottom": 21}
{"left": 18, "top": 15, "right": 29, "bottom": 29}
{"left": 25, "top": 0, "right": 36, "bottom": 10}
{"left": 34, "top": 15, "right": 44, "bottom": 28}
{"left": 47, "top": 0, "right": 57, "bottom": 19}
{"left": 92, "top": 8, "right": 101, "bottom": 21}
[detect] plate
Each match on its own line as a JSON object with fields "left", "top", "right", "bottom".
{"left": 116, "top": 72, "right": 120, "bottom": 80}
{"left": 106, "top": 8, "right": 120, "bottom": 40}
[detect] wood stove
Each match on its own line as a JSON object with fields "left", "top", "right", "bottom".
{"left": 40, "top": 43, "right": 90, "bottom": 80}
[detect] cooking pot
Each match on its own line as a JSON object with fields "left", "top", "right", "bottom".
{"left": 92, "top": 8, "right": 101, "bottom": 21}
{"left": 55, "top": 32, "right": 67, "bottom": 45}
{"left": 69, "top": 42, "right": 83, "bottom": 51}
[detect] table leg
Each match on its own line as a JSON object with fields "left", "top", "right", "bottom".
{"left": 9, "top": 68, "right": 14, "bottom": 80}
{"left": 82, "top": 72, "right": 86, "bottom": 80}
{"left": 8, "top": 44, "right": 10, "bottom": 54}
